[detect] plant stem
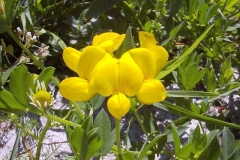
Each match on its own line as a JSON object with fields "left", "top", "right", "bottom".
{"left": 133, "top": 109, "right": 148, "bottom": 135}
{"left": 48, "top": 113, "right": 81, "bottom": 128}
{"left": 35, "top": 109, "right": 51, "bottom": 160}
{"left": 115, "top": 118, "right": 122, "bottom": 156}
{"left": 71, "top": 100, "right": 85, "bottom": 120}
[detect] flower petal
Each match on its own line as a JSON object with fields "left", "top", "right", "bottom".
{"left": 77, "top": 46, "right": 110, "bottom": 79}
{"left": 60, "top": 77, "right": 95, "bottom": 101}
{"left": 63, "top": 47, "right": 81, "bottom": 73}
{"left": 124, "top": 48, "right": 156, "bottom": 79}
{"left": 107, "top": 92, "right": 130, "bottom": 119}
{"left": 118, "top": 56, "right": 143, "bottom": 96}
{"left": 137, "top": 79, "right": 166, "bottom": 105}
{"left": 93, "top": 56, "right": 143, "bottom": 97}
{"left": 138, "top": 31, "right": 156, "bottom": 49}
{"left": 92, "top": 32, "right": 125, "bottom": 53}
{"left": 151, "top": 46, "right": 169, "bottom": 77}
{"left": 92, "top": 58, "right": 118, "bottom": 96}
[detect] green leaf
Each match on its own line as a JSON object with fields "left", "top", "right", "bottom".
{"left": 190, "top": 103, "right": 201, "bottom": 114}
{"left": 154, "top": 101, "right": 240, "bottom": 130}
{"left": 70, "top": 126, "right": 88, "bottom": 160}
{"left": 204, "top": 68, "right": 216, "bottom": 92}
{"left": 225, "top": 0, "right": 239, "bottom": 9}
{"left": 115, "top": 26, "right": 134, "bottom": 58}
{"left": 117, "top": 151, "right": 135, "bottom": 160}
{"left": 167, "top": 117, "right": 190, "bottom": 130}
{"left": 210, "top": 83, "right": 240, "bottom": 102}
{"left": 94, "top": 109, "right": 113, "bottom": 155}
{"left": 82, "top": 115, "right": 94, "bottom": 134}
{"left": 205, "top": 3, "right": 220, "bottom": 24}
{"left": 86, "top": 133, "right": 102, "bottom": 159}
{"left": 166, "top": 90, "right": 218, "bottom": 97}
{"left": 138, "top": 134, "right": 167, "bottom": 160}
{"left": 197, "top": 134, "right": 221, "bottom": 160}
{"left": 34, "top": 67, "right": 55, "bottom": 90}
{"left": 221, "top": 127, "right": 235, "bottom": 160}
{"left": 90, "top": 94, "right": 105, "bottom": 111}
{"left": 177, "top": 143, "right": 195, "bottom": 159}
{"left": 232, "top": 142, "right": 240, "bottom": 160}
{"left": 195, "top": 133, "right": 207, "bottom": 153}
{"left": 143, "top": 110, "right": 158, "bottom": 133}
{"left": 85, "top": 0, "right": 121, "bottom": 19}
{"left": 47, "top": 31, "right": 67, "bottom": 50}
{"left": 178, "top": 66, "right": 187, "bottom": 88}
{"left": 0, "top": 89, "right": 27, "bottom": 114}
{"left": 10, "top": 128, "right": 21, "bottom": 160}
{"left": 199, "top": 2, "right": 207, "bottom": 24}
{"left": 186, "top": 64, "right": 207, "bottom": 90}
{"left": 1, "top": 65, "right": 17, "bottom": 86}
{"left": 191, "top": 125, "right": 201, "bottom": 145}
{"left": 169, "top": 21, "right": 185, "bottom": 38}
{"left": 171, "top": 122, "right": 181, "bottom": 155}
{"left": 9, "top": 65, "right": 33, "bottom": 107}
{"left": 156, "top": 24, "right": 214, "bottom": 79}
{"left": 219, "top": 56, "right": 232, "bottom": 86}
{"left": 5, "top": 0, "right": 19, "bottom": 24}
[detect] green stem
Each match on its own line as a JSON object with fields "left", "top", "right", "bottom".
{"left": 133, "top": 109, "right": 148, "bottom": 135}
{"left": 115, "top": 118, "right": 122, "bottom": 156}
{"left": 48, "top": 113, "right": 81, "bottom": 128}
{"left": 35, "top": 109, "right": 51, "bottom": 160}
{"left": 10, "top": 115, "right": 38, "bottom": 140}
{"left": 70, "top": 100, "right": 85, "bottom": 120}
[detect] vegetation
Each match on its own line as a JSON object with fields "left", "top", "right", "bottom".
{"left": 0, "top": 0, "right": 240, "bottom": 159}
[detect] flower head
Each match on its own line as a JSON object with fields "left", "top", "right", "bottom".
{"left": 125, "top": 31, "right": 169, "bottom": 104}
{"left": 59, "top": 31, "right": 169, "bottom": 119}
{"left": 28, "top": 81, "right": 53, "bottom": 108}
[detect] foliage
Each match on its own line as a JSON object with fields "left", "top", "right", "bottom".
{"left": 0, "top": 0, "right": 240, "bottom": 159}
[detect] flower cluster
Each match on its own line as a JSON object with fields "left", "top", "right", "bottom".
{"left": 60, "top": 32, "right": 168, "bottom": 119}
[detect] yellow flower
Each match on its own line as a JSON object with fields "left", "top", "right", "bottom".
{"left": 93, "top": 54, "right": 143, "bottom": 119}
{"left": 28, "top": 81, "right": 53, "bottom": 108}
{"left": 60, "top": 46, "right": 111, "bottom": 101}
{"left": 92, "top": 32, "right": 125, "bottom": 54}
{"left": 138, "top": 31, "right": 168, "bottom": 76}
{"left": 125, "top": 32, "right": 169, "bottom": 104}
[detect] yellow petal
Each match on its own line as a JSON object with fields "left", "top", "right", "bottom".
{"left": 112, "top": 34, "right": 126, "bottom": 51}
{"left": 124, "top": 48, "right": 156, "bottom": 79}
{"left": 138, "top": 31, "right": 156, "bottom": 49}
{"left": 92, "top": 32, "right": 122, "bottom": 46}
{"left": 93, "top": 56, "right": 143, "bottom": 97}
{"left": 137, "top": 79, "right": 166, "bottom": 105}
{"left": 77, "top": 46, "right": 110, "bottom": 79}
{"left": 60, "top": 77, "right": 95, "bottom": 101}
{"left": 151, "top": 46, "right": 169, "bottom": 77}
{"left": 63, "top": 47, "right": 81, "bottom": 73}
{"left": 92, "top": 58, "right": 118, "bottom": 96}
{"left": 92, "top": 32, "right": 125, "bottom": 53}
{"left": 107, "top": 92, "right": 130, "bottom": 119}
{"left": 118, "top": 56, "right": 143, "bottom": 96}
